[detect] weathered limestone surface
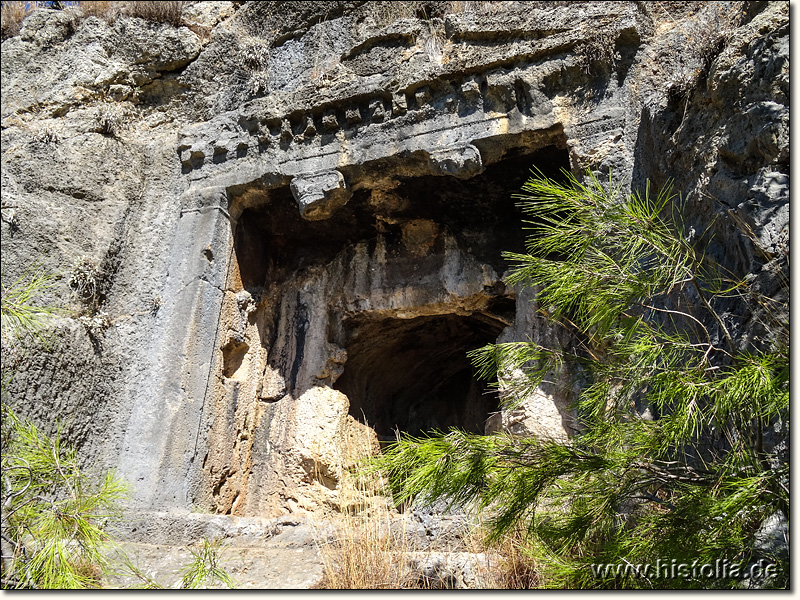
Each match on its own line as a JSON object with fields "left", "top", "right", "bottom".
{"left": 1, "top": 1, "right": 788, "bottom": 524}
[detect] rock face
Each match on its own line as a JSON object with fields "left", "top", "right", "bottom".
{"left": 1, "top": 1, "right": 788, "bottom": 518}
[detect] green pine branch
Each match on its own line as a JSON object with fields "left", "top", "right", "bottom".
{"left": 373, "top": 169, "right": 789, "bottom": 589}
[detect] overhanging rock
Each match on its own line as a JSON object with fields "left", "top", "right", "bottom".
{"left": 289, "top": 170, "right": 352, "bottom": 221}
{"left": 428, "top": 144, "right": 484, "bottom": 179}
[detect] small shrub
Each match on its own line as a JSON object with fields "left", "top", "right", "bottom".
{"left": 121, "top": 1, "right": 185, "bottom": 26}
{"left": 241, "top": 41, "right": 271, "bottom": 94}
{"left": 96, "top": 106, "right": 120, "bottom": 137}
{"left": 68, "top": 257, "right": 101, "bottom": 304}
{"left": 576, "top": 31, "right": 617, "bottom": 75}
{"left": 77, "top": 310, "right": 111, "bottom": 336}
{"left": 241, "top": 41, "right": 269, "bottom": 71}
{"left": 3, "top": 208, "right": 20, "bottom": 235}
{"left": 33, "top": 126, "right": 61, "bottom": 145}
{"left": 149, "top": 294, "right": 162, "bottom": 315}
{"left": 249, "top": 72, "right": 270, "bottom": 95}
{"left": 68, "top": 257, "right": 111, "bottom": 346}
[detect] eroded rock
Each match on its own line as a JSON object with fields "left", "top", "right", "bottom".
{"left": 0, "top": 2, "right": 788, "bottom": 536}
{"left": 289, "top": 170, "right": 352, "bottom": 220}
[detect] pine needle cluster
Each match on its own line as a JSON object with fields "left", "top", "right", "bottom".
{"left": 1, "top": 263, "right": 126, "bottom": 589}
{"left": 375, "top": 170, "right": 789, "bottom": 589}
{"left": 178, "top": 538, "right": 236, "bottom": 589}
{"left": 1, "top": 409, "right": 128, "bottom": 589}
{"left": 1, "top": 263, "right": 62, "bottom": 356}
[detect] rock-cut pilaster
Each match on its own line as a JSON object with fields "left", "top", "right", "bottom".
{"left": 116, "top": 186, "right": 234, "bottom": 509}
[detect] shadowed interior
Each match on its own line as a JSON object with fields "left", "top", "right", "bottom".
{"left": 334, "top": 312, "right": 508, "bottom": 438}
{"left": 231, "top": 145, "right": 571, "bottom": 289}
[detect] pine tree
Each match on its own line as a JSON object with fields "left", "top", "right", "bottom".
{"left": 375, "top": 170, "right": 789, "bottom": 589}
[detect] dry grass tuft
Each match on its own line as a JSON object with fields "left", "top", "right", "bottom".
{"left": 471, "top": 527, "right": 543, "bottom": 589}
{"left": 446, "top": 1, "right": 507, "bottom": 15}
{"left": 1, "top": 1, "right": 187, "bottom": 41}
{"left": 312, "top": 421, "right": 420, "bottom": 589}
{"left": 120, "top": 1, "right": 185, "bottom": 26}
{"left": 369, "top": 1, "right": 421, "bottom": 27}
{"left": 370, "top": 0, "right": 509, "bottom": 27}
{"left": 314, "top": 512, "right": 419, "bottom": 589}
{"left": 78, "top": 1, "right": 117, "bottom": 21}
{"left": 311, "top": 422, "right": 543, "bottom": 589}
{"left": 96, "top": 105, "right": 121, "bottom": 138}
{"left": 1, "top": 1, "right": 32, "bottom": 40}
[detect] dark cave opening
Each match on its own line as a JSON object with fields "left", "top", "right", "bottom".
{"left": 228, "top": 143, "right": 571, "bottom": 436}
{"left": 333, "top": 312, "right": 509, "bottom": 439}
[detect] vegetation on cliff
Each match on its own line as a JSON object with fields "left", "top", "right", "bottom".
{"left": 1, "top": 1, "right": 187, "bottom": 40}
{"left": 0, "top": 408, "right": 128, "bottom": 588}
{"left": 0, "top": 266, "right": 125, "bottom": 588}
{"left": 1, "top": 269, "right": 236, "bottom": 589}
{"left": 375, "top": 171, "right": 789, "bottom": 589}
